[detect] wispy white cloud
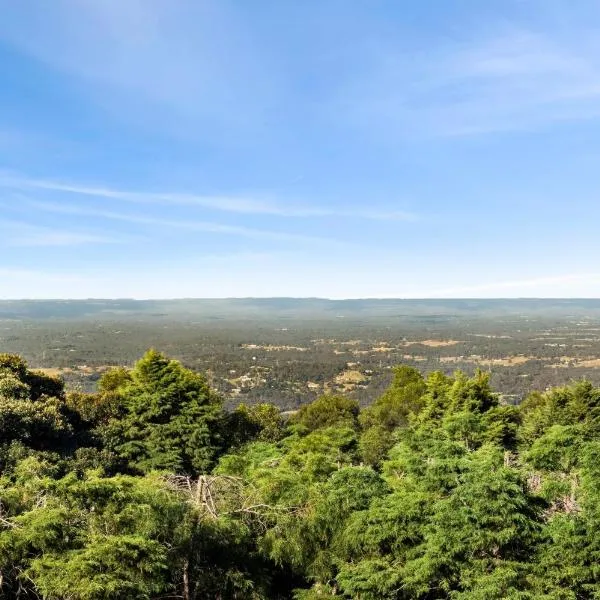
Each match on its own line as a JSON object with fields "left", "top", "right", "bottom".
{"left": 2, "top": 0, "right": 600, "bottom": 145}
{"left": 0, "top": 0, "right": 279, "bottom": 142}
{"left": 0, "top": 173, "right": 417, "bottom": 221}
{"left": 335, "top": 17, "right": 600, "bottom": 137}
{"left": 0, "top": 219, "right": 135, "bottom": 247}
{"left": 10, "top": 231, "right": 125, "bottom": 247}
{"left": 21, "top": 199, "right": 351, "bottom": 247}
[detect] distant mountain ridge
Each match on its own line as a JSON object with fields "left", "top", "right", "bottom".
{"left": 2, "top": 298, "right": 600, "bottom": 321}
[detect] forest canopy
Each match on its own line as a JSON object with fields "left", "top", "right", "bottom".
{"left": 0, "top": 349, "right": 599, "bottom": 599}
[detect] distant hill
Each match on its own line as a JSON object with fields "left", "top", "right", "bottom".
{"left": 1, "top": 298, "right": 600, "bottom": 321}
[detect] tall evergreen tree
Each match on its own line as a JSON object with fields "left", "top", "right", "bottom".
{"left": 102, "top": 350, "right": 224, "bottom": 475}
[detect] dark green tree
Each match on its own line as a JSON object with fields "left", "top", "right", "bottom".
{"left": 290, "top": 394, "right": 359, "bottom": 433}
{"left": 102, "top": 350, "right": 224, "bottom": 475}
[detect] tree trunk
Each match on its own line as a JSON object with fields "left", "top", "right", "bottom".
{"left": 183, "top": 558, "right": 190, "bottom": 600}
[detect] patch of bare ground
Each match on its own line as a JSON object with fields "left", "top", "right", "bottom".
{"left": 439, "top": 355, "right": 533, "bottom": 367}
{"left": 333, "top": 369, "right": 369, "bottom": 393}
{"left": 78, "top": 365, "right": 114, "bottom": 374}
{"left": 547, "top": 358, "right": 600, "bottom": 368}
{"left": 34, "top": 367, "right": 64, "bottom": 377}
{"left": 34, "top": 365, "right": 115, "bottom": 377}
{"left": 405, "top": 340, "right": 462, "bottom": 347}
{"left": 575, "top": 359, "right": 600, "bottom": 368}
{"left": 477, "top": 356, "right": 532, "bottom": 367}
{"left": 228, "top": 368, "right": 269, "bottom": 390}
{"left": 439, "top": 356, "right": 463, "bottom": 364}
{"left": 403, "top": 355, "right": 428, "bottom": 362}
{"left": 335, "top": 370, "right": 367, "bottom": 384}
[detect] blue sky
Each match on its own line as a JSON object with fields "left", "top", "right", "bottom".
{"left": 1, "top": 0, "right": 600, "bottom": 298}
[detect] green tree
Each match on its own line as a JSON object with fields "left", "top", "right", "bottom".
{"left": 102, "top": 350, "right": 224, "bottom": 475}
{"left": 520, "top": 380, "right": 600, "bottom": 447}
{"left": 358, "top": 366, "right": 427, "bottom": 467}
{"left": 403, "top": 445, "right": 542, "bottom": 598}
{"left": 290, "top": 394, "right": 359, "bottom": 432}
{"left": 360, "top": 365, "right": 426, "bottom": 431}
{"left": 0, "top": 354, "right": 78, "bottom": 457}
{"left": 226, "top": 402, "right": 285, "bottom": 446}
{"left": 534, "top": 441, "right": 600, "bottom": 599}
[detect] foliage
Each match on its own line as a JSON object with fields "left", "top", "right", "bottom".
{"left": 101, "top": 350, "right": 224, "bottom": 475}
{"left": 289, "top": 394, "right": 360, "bottom": 432}
{"left": 359, "top": 365, "right": 426, "bottom": 465}
{"left": 226, "top": 402, "right": 286, "bottom": 446}
{"left": 0, "top": 355, "right": 78, "bottom": 459}
{"left": 0, "top": 350, "right": 599, "bottom": 598}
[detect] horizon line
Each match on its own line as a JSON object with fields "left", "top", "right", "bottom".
{"left": 1, "top": 297, "right": 600, "bottom": 302}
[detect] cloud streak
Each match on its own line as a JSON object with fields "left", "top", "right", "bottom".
{"left": 0, "top": 174, "right": 417, "bottom": 221}
{"left": 0, "top": 0, "right": 280, "bottom": 143}
{"left": 0, "top": 219, "right": 136, "bottom": 247}
{"left": 3, "top": 0, "right": 600, "bottom": 144}
{"left": 335, "top": 18, "right": 600, "bottom": 137}
{"left": 21, "top": 199, "right": 351, "bottom": 247}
